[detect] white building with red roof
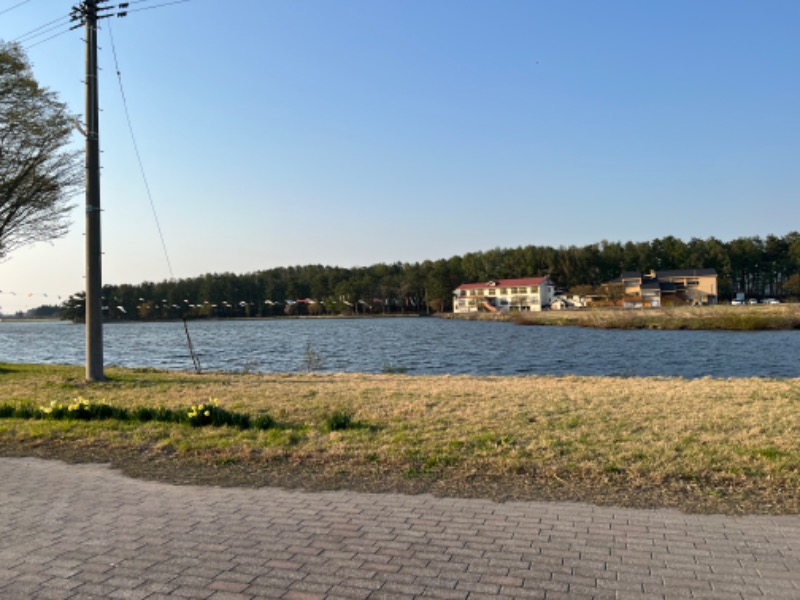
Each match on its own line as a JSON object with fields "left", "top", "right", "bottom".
{"left": 453, "top": 277, "right": 555, "bottom": 313}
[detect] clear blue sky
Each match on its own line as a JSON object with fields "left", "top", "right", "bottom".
{"left": 1, "top": 0, "right": 798, "bottom": 312}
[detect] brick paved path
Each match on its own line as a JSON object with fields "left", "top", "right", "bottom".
{"left": 1, "top": 457, "right": 798, "bottom": 599}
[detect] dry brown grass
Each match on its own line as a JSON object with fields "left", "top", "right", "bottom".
{"left": 451, "top": 303, "right": 800, "bottom": 330}
{"left": 1, "top": 363, "right": 799, "bottom": 514}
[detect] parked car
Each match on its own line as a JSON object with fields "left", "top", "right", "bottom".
{"left": 763, "top": 298, "right": 781, "bottom": 305}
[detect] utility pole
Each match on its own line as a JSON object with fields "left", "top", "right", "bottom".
{"left": 71, "top": 1, "right": 128, "bottom": 382}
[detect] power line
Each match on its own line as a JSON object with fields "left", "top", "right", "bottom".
{"left": 122, "top": 0, "right": 192, "bottom": 15}
{"left": 0, "top": 0, "right": 31, "bottom": 17}
{"left": 106, "top": 21, "right": 175, "bottom": 279}
{"left": 0, "top": 0, "right": 33, "bottom": 17}
{"left": 125, "top": 0, "right": 188, "bottom": 6}
{"left": 23, "top": 27, "right": 74, "bottom": 50}
{"left": 13, "top": 15, "right": 71, "bottom": 43}
{"left": 12, "top": 0, "right": 194, "bottom": 50}
{"left": 106, "top": 12, "right": 202, "bottom": 373}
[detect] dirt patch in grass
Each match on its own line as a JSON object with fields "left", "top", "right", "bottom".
{"left": 1, "top": 364, "right": 799, "bottom": 515}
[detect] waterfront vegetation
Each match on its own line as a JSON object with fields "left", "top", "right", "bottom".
{"left": 42, "top": 232, "right": 800, "bottom": 321}
{"left": 1, "top": 363, "right": 798, "bottom": 515}
{"left": 451, "top": 303, "right": 800, "bottom": 331}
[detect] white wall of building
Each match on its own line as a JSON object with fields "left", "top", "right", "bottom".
{"left": 453, "top": 280, "right": 554, "bottom": 314}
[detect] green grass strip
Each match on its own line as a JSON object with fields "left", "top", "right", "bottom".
{"left": 0, "top": 397, "right": 278, "bottom": 431}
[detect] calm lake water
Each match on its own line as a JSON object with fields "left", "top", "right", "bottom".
{"left": 0, "top": 317, "right": 798, "bottom": 378}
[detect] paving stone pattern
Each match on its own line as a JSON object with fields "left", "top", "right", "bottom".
{"left": 1, "top": 457, "right": 798, "bottom": 599}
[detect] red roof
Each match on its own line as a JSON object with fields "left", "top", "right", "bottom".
{"left": 455, "top": 277, "right": 548, "bottom": 291}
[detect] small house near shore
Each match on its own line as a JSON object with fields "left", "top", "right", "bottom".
{"left": 613, "top": 269, "right": 718, "bottom": 307}
{"left": 453, "top": 277, "right": 555, "bottom": 313}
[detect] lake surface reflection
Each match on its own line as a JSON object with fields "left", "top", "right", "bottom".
{"left": 0, "top": 317, "right": 798, "bottom": 378}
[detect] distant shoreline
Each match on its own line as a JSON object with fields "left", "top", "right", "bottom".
{"left": 6, "top": 306, "right": 800, "bottom": 331}
{"left": 0, "top": 317, "right": 60, "bottom": 323}
{"left": 2, "top": 313, "right": 430, "bottom": 324}
{"left": 445, "top": 304, "right": 800, "bottom": 331}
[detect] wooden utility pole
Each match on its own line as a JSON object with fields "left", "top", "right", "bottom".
{"left": 71, "top": 1, "right": 127, "bottom": 381}
{"left": 84, "top": 0, "right": 103, "bottom": 381}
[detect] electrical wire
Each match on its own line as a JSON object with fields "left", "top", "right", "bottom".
{"left": 0, "top": 0, "right": 32, "bottom": 17}
{"left": 123, "top": 0, "right": 192, "bottom": 15}
{"left": 125, "top": 0, "right": 187, "bottom": 5}
{"left": 13, "top": 0, "right": 196, "bottom": 52}
{"left": 13, "top": 15, "right": 71, "bottom": 43}
{"left": 107, "top": 20, "right": 202, "bottom": 372}
{"left": 23, "top": 28, "right": 74, "bottom": 50}
{"left": 107, "top": 21, "right": 175, "bottom": 279}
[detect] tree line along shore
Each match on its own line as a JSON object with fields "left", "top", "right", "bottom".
{"left": 13, "top": 304, "right": 800, "bottom": 332}
{"left": 10, "top": 232, "right": 800, "bottom": 322}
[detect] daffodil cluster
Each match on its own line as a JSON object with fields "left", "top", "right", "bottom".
{"left": 39, "top": 397, "right": 92, "bottom": 419}
{"left": 68, "top": 397, "right": 91, "bottom": 415}
{"left": 39, "top": 400, "right": 64, "bottom": 415}
{"left": 186, "top": 398, "right": 220, "bottom": 426}
{"left": 18, "top": 396, "right": 267, "bottom": 430}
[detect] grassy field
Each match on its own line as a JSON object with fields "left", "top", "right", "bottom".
{"left": 448, "top": 303, "right": 800, "bottom": 330}
{"left": 1, "top": 363, "right": 798, "bottom": 514}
